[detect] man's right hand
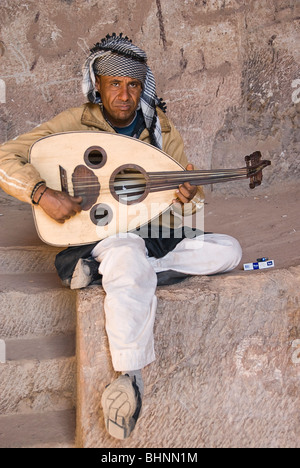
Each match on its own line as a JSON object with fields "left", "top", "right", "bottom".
{"left": 34, "top": 186, "right": 82, "bottom": 224}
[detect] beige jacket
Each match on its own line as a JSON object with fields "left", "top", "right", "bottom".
{"left": 0, "top": 103, "right": 205, "bottom": 207}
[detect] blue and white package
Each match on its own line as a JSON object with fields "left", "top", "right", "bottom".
{"left": 243, "top": 260, "right": 275, "bottom": 271}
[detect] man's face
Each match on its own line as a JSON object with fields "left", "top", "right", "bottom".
{"left": 95, "top": 75, "right": 142, "bottom": 127}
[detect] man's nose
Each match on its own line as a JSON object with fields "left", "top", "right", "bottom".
{"left": 118, "top": 85, "right": 130, "bottom": 101}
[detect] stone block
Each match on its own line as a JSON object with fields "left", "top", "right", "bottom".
{"left": 76, "top": 266, "right": 300, "bottom": 448}
{"left": 0, "top": 357, "right": 76, "bottom": 415}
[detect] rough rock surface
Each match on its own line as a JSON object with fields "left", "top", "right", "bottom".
{"left": 0, "top": 0, "right": 299, "bottom": 194}
{"left": 0, "top": 0, "right": 299, "bottom": 449}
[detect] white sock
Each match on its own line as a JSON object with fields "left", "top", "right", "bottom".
{"left": 122, "top": 370, "right": 144, "bottom": 398}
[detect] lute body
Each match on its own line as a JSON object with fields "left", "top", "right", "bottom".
{"left": 29, "top": 132, "right": 271, "bottom": 247}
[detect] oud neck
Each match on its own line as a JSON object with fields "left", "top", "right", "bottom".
{"left": 147, "top": 168, "right": 248, "bottom": 192}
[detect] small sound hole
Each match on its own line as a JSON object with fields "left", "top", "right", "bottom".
{"left": 90, "top": 204, "right": 113, "bottom": 227}
{"left": 84, "top": 146, "right": 107, "bottom": 169}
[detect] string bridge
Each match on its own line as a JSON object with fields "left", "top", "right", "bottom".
{"left": 59, "top": 165, "right": 69, "bottom": 194}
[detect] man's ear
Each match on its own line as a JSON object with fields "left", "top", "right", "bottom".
{"left": 95, "top": 75, "right": 101, "bottom": 93}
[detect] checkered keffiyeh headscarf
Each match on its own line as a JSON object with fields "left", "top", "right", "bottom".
{"left": 82, "top": 33, "right": 164, "bottom": 149}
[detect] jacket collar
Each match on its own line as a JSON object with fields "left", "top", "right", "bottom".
{"left": 81, "top": 103, "right": 171, "bottom": 133}
{"left": 81, "top": 103, "right": 112, "bottom": 131}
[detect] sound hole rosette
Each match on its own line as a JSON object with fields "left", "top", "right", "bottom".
{"left": 84, "top": 145, "right": 107, "bottom": 169}
{"left": 90, "top": 203, "right": 113, "bottom": 227}
{"left": 109, "top": 164, "right": 150, "bottom": 205}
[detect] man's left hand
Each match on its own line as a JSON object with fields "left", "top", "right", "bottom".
{"left": 173, "top": 163, "right": 198, "bottom": 205}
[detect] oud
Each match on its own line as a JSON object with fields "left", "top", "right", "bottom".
{"left": 29, "top": 132, "right": 271, "bottom": 246}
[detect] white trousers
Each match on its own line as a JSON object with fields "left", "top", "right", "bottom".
{"left": 92, "top": 233, "right": 242, "bottom": 372}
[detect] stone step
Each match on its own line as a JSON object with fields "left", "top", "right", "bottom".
{"left": 0, "top": 246, "right": 59, "bottom": 274}
{"left": 0, "top": 334, "right": 76, "bottom": 415}
{"left": 0, "top": 356, "right": 76, "bottom": 415}
{"left": 0, "top": 273, "right": 76, "bottom": 339}
{"left": 76, "top": 266, "right": 300, "bottom": 448}
{"left": 0, "top": 198, "right": 45, "bottom": 249}
{"left": 0, "top": 410, "right": 76, "bottom": 448}
{"left": 0, "top": 197, "right": 77, "bottom": 447}
{"left": 5, "top": 333, "right": 75, "bottom": 362}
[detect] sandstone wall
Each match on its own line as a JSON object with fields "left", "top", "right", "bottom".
{"left": 0, "top": 0, "right": 299, "bottom": 195}
{"left": 76, "top": 266, "right": 300, "bottom": 448}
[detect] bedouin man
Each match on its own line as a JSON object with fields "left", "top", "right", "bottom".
{"left": 0, "top": 33, "right": 242, "bottom": 440}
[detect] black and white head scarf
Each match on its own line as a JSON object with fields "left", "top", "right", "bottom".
{"left": 82, "top": 33, "right": 165, "bottom": 149}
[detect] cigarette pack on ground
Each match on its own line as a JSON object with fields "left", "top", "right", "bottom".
{"left": 243, "top": 260, "right": 275, "bottom": 271}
